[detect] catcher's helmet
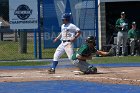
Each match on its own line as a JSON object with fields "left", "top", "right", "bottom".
{"left": 86, "top": 36, "right": 96, "bottom": 46}
{"left": 132, "top": 21, "right": 136, "bottom": 25}
{"left": 121, "top": 11, "right": 125, "bottom": 15}
{"left": 61, "top": 13, "right": 71, "bottom": 21}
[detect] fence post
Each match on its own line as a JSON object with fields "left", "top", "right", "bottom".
{"left": 34, "top": 29, "right": 37, "bottom": 59}
{"left": 14, "top": 29, "right": 18, "bottom": 42}
{"left": 19, "top": 30, "right": 27, "bottom": 53}
{"left": 0, "top": 21, "right": 3, "bottom": 41}
{"left": 38, "top": 0, "right": 42, "bottom": 59}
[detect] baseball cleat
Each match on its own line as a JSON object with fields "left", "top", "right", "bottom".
{"left": 48, "top": 68, "right": 55, "bottom": 74}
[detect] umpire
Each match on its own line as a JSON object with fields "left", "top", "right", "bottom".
{"left": 128, "top": 21, "right": 140, "bottom": 56}
{"left": 115, "top": 11, "right": 128, "bottom": 56}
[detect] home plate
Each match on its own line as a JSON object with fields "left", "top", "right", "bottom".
{"left": 72, "top": 71, "right": 81, "bottom": 73}
{"left": 54, "top": 76, "right": 62, "bottom": 77}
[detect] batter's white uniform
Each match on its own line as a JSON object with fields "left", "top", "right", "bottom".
{"left": 53, "top": 23, "right": 80, "bottom": 61}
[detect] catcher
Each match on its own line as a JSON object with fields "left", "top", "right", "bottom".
{"left": 71, "top": 36, "right": 114, "bottom": 74}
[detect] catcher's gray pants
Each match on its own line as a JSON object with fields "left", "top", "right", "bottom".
{"left": 72, "top": 59, "right": 90, "bottom": 72}
{"left": 116, "top": 31, "right": 128, "bottom": 55}
{"left": 130, "top": 38, "right": 135, "bottom": 55}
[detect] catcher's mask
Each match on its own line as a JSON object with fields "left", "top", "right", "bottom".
{"left": 61, "top": 13, "right": 71, "bottom": 22}
{"left": 86, "top": 36, "right": 96, "bottom": 46}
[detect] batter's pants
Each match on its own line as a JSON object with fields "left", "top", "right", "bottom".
{"left": 53, "top": 42, "right": 74, "bottom": 61}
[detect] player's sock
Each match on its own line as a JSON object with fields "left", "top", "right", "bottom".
{"left": 52, "top": 61, "right": 58, "bottom": 69}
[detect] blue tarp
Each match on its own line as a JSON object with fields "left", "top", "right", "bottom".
{"left": 0, "top": 80, "right": 140, "bottom": 93}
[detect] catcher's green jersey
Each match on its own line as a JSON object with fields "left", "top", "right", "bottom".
{"left": 71, "top": 43, "right": 97, "bottom": 60}
{"left": 115, "top": 18, "right": 128, "bottom": 31}
{"left": 128, "top": 29, "right": 140, "bottom": 39}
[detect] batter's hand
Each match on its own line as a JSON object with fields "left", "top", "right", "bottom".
{"left": 70, "top": 37, "right": 76, "bottom": 42}
{"left": 53, "top": 38, "right": 58, "bottom": 43}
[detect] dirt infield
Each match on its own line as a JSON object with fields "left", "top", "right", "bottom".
{"left": 0, "top": 67, "right": 140, "bottom": 85}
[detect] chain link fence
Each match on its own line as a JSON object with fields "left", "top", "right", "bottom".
{"left": 0, "top": 0, "right": 45, "bottom": 61}
{"left": 2, "top": 0, "right": 140, "bottom": 61}
{"left": 0, "top": 0, "right": 64, "bottom": 61}
{"left": 0, "top": 0, "right": 98, "bottom": 61}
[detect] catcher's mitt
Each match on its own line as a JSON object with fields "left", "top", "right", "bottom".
{"left": 107, "top": 45, "right": 116, "bottom": 56}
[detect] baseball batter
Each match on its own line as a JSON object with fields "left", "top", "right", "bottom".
{"left": 115, "top": 11, "right": 128, "bottom": 56}
{"left": 71, "top": 36, "right": 112, "bottom": 74}
{"left": 48, "top": 13, "right": 81, "bottom": 74}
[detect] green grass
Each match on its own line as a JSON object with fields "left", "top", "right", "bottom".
{"left": 90, "top": 56, "right": 140, "bottom": 64}
{"left": 0, "top": 41, "right": 140, "bottom": 66}
{"left": 0, "top": 56, "right": 139, "bottom": 66}
{"left": 0, "top": 41, "right": 67, "bottom": 60}
{"left": 0, "top": 41, "right": 34, "bottom": 60}
{"left": 0, "top": 62, "right": 50, "bottom": 66}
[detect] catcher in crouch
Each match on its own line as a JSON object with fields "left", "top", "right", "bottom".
{"left": 71, "top": 36, "right": 113, "bottom": 74}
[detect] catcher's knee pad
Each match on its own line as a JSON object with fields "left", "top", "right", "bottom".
{"left": 85, "top": 65, "right": 97, "bottom": 74}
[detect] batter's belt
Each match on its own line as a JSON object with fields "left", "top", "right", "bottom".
{"left": 62, "top": 40, "right": 71, "bottom": 43}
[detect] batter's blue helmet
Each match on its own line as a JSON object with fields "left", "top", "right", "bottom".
{"left": 61, "top": 13, "right": 71, "bottom": 21}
